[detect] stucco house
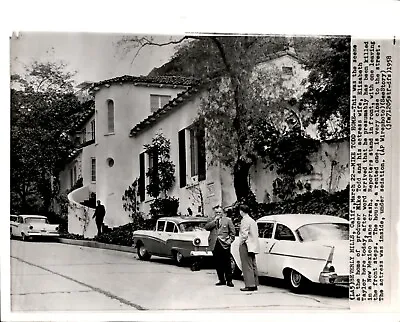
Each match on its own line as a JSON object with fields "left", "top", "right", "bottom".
{"left": 61, "top": 49, "right": 349, "bottom": 237}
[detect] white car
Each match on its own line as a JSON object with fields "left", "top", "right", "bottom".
{"left": 230, "top": 214, "right": 349, "bottom": 293}
{"left": 10, "top": 215, "right": 60, "bottom": 241}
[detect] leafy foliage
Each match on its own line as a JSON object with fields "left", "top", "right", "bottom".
{"left": 299, "top": 37, "right": 350, "bottom": 139}
{"left": 149, "top": 196, "right": 179, "bottom": 219}
{"left": 228, "top": 186, "right": 349, "bottom": 232}
{"left": 144, "top": 133, "right": 175, "bottom": 198}
{"left": 11, "top": 61, "right": 82, "bottom": 214}
{"left": 122, "top": 178, "right": 140, "bottom": 217}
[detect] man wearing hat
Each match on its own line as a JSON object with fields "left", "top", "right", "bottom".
{"left": 205, "top": 205, "right": 236, "bottom": 287}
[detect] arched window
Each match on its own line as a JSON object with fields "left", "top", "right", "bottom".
{"left": 107, "top": 100, "right": 115, "bottom": 133}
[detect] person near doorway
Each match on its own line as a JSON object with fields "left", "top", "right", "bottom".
{"left": 93, "top": 200, "right": 106, "bottom": 236}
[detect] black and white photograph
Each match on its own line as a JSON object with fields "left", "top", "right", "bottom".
{"left": 9, "top": 32, "right": 351, "bottom": 312}
{"left": 4, "top": 2, "right": 400, "bottom": 320}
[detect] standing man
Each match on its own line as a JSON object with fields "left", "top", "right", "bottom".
{"left": 238, "top": 204, "right": 260, "bottom": 292}
{"left": 93, "top": 200, "right": 106, "bottom": 236}
{"left": 205, "top": 205, "right": 236, "bottom": 287}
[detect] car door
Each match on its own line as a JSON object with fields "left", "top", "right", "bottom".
{"left": 164, "top": 221, "right": 179, "bottom": 255}
{"left": 256, "top": 221, "right": 275, "bottom": 275}
{"left": 154, "top": 220, "right": 168, "bottom": 256}
{"left": 267, "top": 223, "right": 297, "bottom": 279}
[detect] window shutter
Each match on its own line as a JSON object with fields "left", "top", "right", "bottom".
{"left": 152, "top": 150, "right": 159, "bottom": 197}
{"left": 198, "top": 128, "right": 206, "bottom": 181}
{"left": 139, "top": 152, "right": 145, "bottom": 202}
{"left": 150, "top": 95, "right": 159, "bottom": 112}
{"left": 178, "top": 129, "right": 186, "bottom": 187}
{"left": 160, "top": 95, "right": 171, "bottom": 107}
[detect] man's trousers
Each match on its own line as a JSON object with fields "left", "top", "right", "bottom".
{"left": 239, "top": 243, "right": 259, "bottom": 287}
{"left": 213, "top": 239, "right": 233, "bottom": 283}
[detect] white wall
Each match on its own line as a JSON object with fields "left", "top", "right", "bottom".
{"left": 94, "top": 83, "right": 187, "bottom": 227}
{"left": 132, "top": 95, "right": 222, "bottom": 218}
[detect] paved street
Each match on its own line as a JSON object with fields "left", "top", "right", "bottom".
{"left": 10, "top": 240, "right": 349, "bottom": 311}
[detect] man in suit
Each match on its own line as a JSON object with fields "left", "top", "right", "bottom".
{"left": 93, "top": 200, "right": 106, "bottom": 236}
{"left": 205, "top": 205, "right": 236, "bottom": 287}
{"left": 238, "top": 204, "right": 260, "bottom": 291}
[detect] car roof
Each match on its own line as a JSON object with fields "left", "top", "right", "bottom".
{"left": 19, "top": 215, "right": 48, "bottom": 219}
{"left": 158, "top": 216, "right": 209, "bottom": 224}
{"left": 257, "top": 214, "right": 349, "bottom": 230}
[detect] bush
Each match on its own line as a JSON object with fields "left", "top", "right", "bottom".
{"left": 93, "top": 218, "right": 155, "bottom": 246}
{"left": 229, "top": 186, "right": 349, "bottom": 232}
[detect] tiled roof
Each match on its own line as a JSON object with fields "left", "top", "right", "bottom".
{"left": 92, "top": 75, "right": 199, "bottom": 91}
{"left": 129, "top": 86, "right": 200, "bottom": 137}
{"left": 66, "top": 147, "right": 82, "bottom": 162}
{"left": 128, "top": 51, "right": 301, "bottom": 138}
{"left": 255, "top": 49, "right": 302, "bottom": 65}
{"left": 69, "top": 101, "right": 95, "bottom": 133}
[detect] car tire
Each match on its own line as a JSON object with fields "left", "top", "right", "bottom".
{"left": 286, "top": 269, "right": 307, "bottom": 293}
{"left": 21, "top": 233, "right": 29, "bottom": 242}
{"left": 137, "top": 244, "right": 151, "bottom": 260}
{"left": 173, "top": 251, "right": 184, "bottom": 266}
{"left": 10, "top": 229, "right": 13, "bottom": 239}
{"left": 230, "top": 255, "right": 242, "bottom": 280}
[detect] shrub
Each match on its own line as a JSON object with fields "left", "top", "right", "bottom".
{"left": 229, "top": 186, "right": 349, "bottom": 232}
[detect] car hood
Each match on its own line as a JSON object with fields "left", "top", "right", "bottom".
{"left": 304, "top": 239, "right": 349, "bottom": 275}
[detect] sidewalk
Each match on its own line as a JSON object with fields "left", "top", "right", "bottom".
{"left": 56, "top": 238, "right": 136, "bottom": 253}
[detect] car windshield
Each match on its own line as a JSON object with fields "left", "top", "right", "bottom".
{"left": 179, "top": 222, "right": 206, "bottom": 232}
{"left": 25, "top": 218, "right": 48, "bottom": 224}
{"left": 296, "top": 223, "right": 349, "bottom": 242}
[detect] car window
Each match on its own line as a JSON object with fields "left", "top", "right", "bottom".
{"left": 18, "top": 217, "right": 23, "bottom": 224}
{"left": 10, "top": 216, "right": 17, "bottom": 222}
{"left": 296, "top": 223, "right": 349, "bottom": 242}
{"left": 165, "top": 221, "right": 176, "bottom": 233}
{"left": 157, "top": 220, "right": 166, "bottom": 232}
{"left": 258, "top": 222, "right": 274, "bottom": 238}
{"left": 179, "top": 222, "right": 206, "bottom": 232}
{"left": 173, "top": 225, "right": 178, "bottom": 233}
{"left": 275, "top": 224, "right": 296, "bottom": 241}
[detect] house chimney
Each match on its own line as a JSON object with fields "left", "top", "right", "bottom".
{"left": 286, "top": 36, "right": 296, "bottom": 54}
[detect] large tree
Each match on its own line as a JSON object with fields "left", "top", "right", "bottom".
{"left": 118, "top": 35, "right": 348, "bottom": 205}
{"left": 11, "top": 61, "right": 82, "bottom": 214}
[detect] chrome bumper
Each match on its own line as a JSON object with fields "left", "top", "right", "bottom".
{"left": 319, "top": 272, "right": 349, "bottom": 285}
{"left": 190, "top": 250, "right": 213, "bottom": 257}
{"left": 26, "top": 232, "right": 59, "bottom": 237}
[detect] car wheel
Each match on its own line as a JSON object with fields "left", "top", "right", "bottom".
{"left": 287, "top": 269, "right": 307, "bottom": 293}
{"left": 10, "top": 228, "right": 13, "bottom": 239}
{"left": 21, "top": 233, "right": 29, "bottom": 242}
{"left": 230, "top": 255, "right": 242, "bottom": 280}
{"left": 137, "top": 244, "right": 151, "bottom": 260}
{"left": 174, "top": 251, "right": 184, "bottom": 266}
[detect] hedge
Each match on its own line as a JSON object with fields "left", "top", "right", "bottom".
{"left": 62, "top": 187, "right": 349, "bottom": 246}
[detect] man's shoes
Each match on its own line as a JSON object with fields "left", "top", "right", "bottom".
{"left": 226, "top": 281, "right": 234, "bottom": 287}
{"left": 215, "top": 281, "right": 226, "bottom": 286}
{"left": 240, "top": 286, "right": 258, "bottom": 292}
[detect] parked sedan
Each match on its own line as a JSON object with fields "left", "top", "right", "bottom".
{"left": 132, "top": 216, "right": 212, "bottom": 270}
{"left": 230, "top": 214, "right": 349, "bottom": 293}
{"left": 10, "top": 214, "right": 60, "bottom": 241}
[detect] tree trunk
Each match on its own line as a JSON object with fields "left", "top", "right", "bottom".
{"left": 233, "top": 159, "right": 253, "bottom": 202}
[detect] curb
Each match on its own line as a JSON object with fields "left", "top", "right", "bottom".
{"left": 56, "top": 238, "right": 136, "bottom": 254}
